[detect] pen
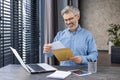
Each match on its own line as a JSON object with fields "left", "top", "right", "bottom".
{"left": 89, "top": 59, "right": 92, "bottom": 62}
{"left": 94, "top": 60, "right": 96, "bottom": 62}
{"left": 87, "top": 58, "right": 90, "bottom": 62}
{"left": 87, "top": 58, "right": 96, "bottom": 62}
{"left": 87, "top": 58, "right": 92, "bottom": 62}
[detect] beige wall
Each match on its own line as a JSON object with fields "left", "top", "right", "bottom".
{"left": 79, "top": 0, "right": 120, "bottom": 50}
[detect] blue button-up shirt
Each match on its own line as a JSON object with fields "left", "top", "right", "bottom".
{"left": 47, "top": 25, "right": 98, "bottom": 66}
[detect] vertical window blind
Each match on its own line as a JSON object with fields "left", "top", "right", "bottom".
{"left": 22, "top": 0, "right": 32, "bottom": 63}
{"left": 0, "top": 0, "right": 39, "bottom": 68}
{"left": 22, "top": 0, "right": 39, "bottom": 64}
{"left": 12, "top": 0, "right": 23, "bottom": 64}
{"left": 30, "top": 0, "right": 39, "bottom": 63}
{"left": 0, "top": 0, "right": 13, "bottom": 67}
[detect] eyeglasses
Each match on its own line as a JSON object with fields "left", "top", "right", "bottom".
{"left": 64, "top": 15, "right": 76, "bottom": 22}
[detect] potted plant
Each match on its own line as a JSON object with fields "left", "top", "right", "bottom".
{"left": 107, "top": 24, "right": 120, "bottom": 64}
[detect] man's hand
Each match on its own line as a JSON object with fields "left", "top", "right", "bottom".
{"left": 43, "top": 44, "right": 52, "bottom": 53}
{"left": 70, "top": 56, "right": 82, "bottom": 64}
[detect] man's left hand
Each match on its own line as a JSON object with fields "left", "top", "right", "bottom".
{"left": 70, "top": 56, "right": 82, "bottom": 64}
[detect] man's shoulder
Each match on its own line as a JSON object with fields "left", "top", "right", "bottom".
{"left": 80, "top": 27, "right": 88, "bottom": 32}
{"left": 54, "top": 29, "right": 68, "bottom": 41}
{"left": 80, "top": 27, "right": 93, "bottom": 36}
{"left": 57, "top": 28, "right": 68, "bottom": 35}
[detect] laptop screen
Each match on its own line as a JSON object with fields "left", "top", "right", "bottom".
{"left": 10, "top": 47, "right": 30, "bottom": 73}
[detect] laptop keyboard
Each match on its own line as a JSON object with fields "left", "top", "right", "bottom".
{"left": 28, "top": 64, "right": 45, "bottom": 71}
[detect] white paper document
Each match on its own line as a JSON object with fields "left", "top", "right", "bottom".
{"left": 46, "top": 70, "right": 71, "bottom": 79}
{"left": 51, "top": 41, "right": 65, "bottom": 50}
{"left": 43, "top": 41, "right": 65, "bottom": 53}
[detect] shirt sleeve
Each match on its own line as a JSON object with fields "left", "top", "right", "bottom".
{"left": 54, "top": 31, "right": 62, "bottom": 42}
{"left": 81, "top": 33, "right": 98, "bottom": 64}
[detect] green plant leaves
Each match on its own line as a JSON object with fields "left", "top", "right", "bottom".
{"left": 107, "top": 24, "right": 120, "bottom": 46}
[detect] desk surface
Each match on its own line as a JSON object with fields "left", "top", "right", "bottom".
{"left": 0, "top": 64, "right": 120, "bottom": 80}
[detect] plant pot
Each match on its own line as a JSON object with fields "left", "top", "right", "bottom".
{"left": 111, "top": 46, "right": 120, "bottom": 64}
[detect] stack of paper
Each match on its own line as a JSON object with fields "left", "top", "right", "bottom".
{"left": 51, "top": 41, "right": 74, "bottom": 61}
{"left": 52, "top": 48, "right": 74, "bottom": 61}
{"left": 46, "top": 70, "right": 71, "bottom": 79}
{"left": 51, "top": 41, "right": 65, "bottom": 50}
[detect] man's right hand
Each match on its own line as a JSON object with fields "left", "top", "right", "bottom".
{"left": 43, "top": 44, "right": 52, "bottom": 53}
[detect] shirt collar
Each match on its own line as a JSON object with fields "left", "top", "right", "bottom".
{"left": 67, "top": 25, "right": 82, "bottom": 33}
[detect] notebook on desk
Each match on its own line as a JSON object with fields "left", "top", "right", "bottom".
{"left": 10, "top": 47, "right": 57, "bottom": 74}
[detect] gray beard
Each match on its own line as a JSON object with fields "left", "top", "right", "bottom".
{"left": 68, "top": 21, "right": 78, "bottom": 31}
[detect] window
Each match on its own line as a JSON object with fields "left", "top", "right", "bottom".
{"left": 0, "top": 0, "right": 39, "bottom": 68}
{"left": 0, "top": 0, "right": 13, "bottom": 67}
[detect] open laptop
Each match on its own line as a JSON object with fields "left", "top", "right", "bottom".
{"left": 10, "top": 47, "right": 57, "bottom": 74}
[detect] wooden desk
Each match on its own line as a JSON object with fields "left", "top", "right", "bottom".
{"left": 0, "top": 64, "right": 120, "bottom": 80}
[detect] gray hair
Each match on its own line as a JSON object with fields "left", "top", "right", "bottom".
{"left": 61, "top": 6, "right": 80, "bottom": 16}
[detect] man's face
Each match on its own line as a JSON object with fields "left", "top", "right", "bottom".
{"left": 63, "top": 12, "right": 80, "bottom": 31}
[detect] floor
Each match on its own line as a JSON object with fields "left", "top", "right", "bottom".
{"left": 97, "top": 51, "right": 120, "bottom": 67}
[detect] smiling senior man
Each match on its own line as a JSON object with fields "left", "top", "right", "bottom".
{"left": 43, "top": 6, "right": 98, "bottom": 66}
